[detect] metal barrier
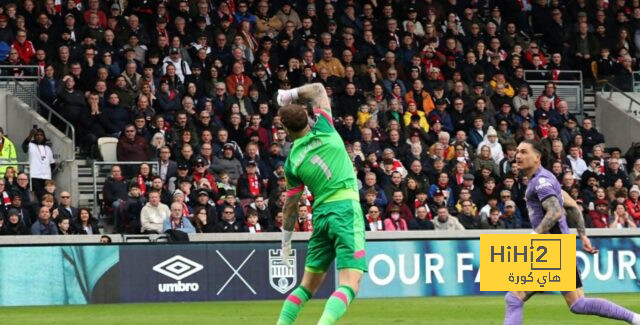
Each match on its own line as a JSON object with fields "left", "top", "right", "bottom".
{"left": 9, "top": 80, "right": 75, "bottom": 159}
{"left": 524, "top": 70, "right": 583, "bottom": 84}
{"left": 600, "top": 82, "right": 640, "bottom": 113}
{"left": 632, "top": 71, "right": 640, "bottom": 92}
{"left": 0, "top": 65, "right": 41, "bottom": 108}
{"left": 524, "top": 70, "right": 584, "bottom": 115}
{"left": 91, "top": 161, "right": 160, "bottom": 217}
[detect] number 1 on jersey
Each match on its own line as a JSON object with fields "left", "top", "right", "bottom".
{"left": 310, "top": 155, "right": 332, "bottom": 180}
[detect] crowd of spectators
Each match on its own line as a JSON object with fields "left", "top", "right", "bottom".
{"left": 0, "top": 0, "right": 639, "bottom": 235}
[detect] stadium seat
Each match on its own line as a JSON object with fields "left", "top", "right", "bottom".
{"left": 591, "top": 61, "right": 608, "bottom": 86}
{"left": 98, "top": 137, "right": 119, "bottom": 162}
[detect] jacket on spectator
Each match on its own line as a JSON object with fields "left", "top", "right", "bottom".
{"left": 163, "top": 217, "right": 196, "bottom": 234}
{"left": 103, "top": 103, "right": 130, "bottom": 134}
{"left": 237, "top": 174, "right": 266, "bottom": 200}
{"left": 210, "top": 155, "right": 244, "bottom": 183}
{"left": 214, "top": 218, "right": 246, "bottom": 232}
{"left": 433, "top": 215, "right": 465, "bottom": 231}
{"left": 140, "top": 202, "right": 170, "bottom": 234}
{"left": 116, "top": 133, "right": 151, "bottom": 162}
{"left": 0, "top": 135, "right": 17, "bottom": 178}
{"left": 589, "top": 210, "right": 609, "bottom": 228}
{"left": 31, "top": 220, "right": 58, "bottom": 235}
{"left": 458, "top": 213, "right": 480, "bottom": 229}
{"left": 384, "top": 217, "right": 408, "bottom": 231}
{"left": 1, "top": 220, "right": 29, "bottom": 235}
{"left": 408, "top": 218, "right": 434, "bottom": 230}
{"left": 102, "top": 176, "right": 128, "bottom": 205}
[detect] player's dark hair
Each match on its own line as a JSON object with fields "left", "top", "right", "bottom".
{"left": 278, "top": 104, "right": 309, "bottom": 133}
{"left": 521, "top": 139, "right": 548, "bottom": 162}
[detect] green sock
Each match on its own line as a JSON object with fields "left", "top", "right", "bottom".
{"left": 317, "top": 285, "right": 356, "bottom": 325}
{"left": 276, "top": 286, "right": 312, "bottom": 325}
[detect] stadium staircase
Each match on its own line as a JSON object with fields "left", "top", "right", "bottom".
{"left": 583, "top": 87, "right": 597, "bottom": 121}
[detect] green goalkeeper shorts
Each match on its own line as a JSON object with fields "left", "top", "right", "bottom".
{"left": 304, "top": 199, "right": 367, "bottom": 273}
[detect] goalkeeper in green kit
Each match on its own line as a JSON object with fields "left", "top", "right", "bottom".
{"left": 275, "top": 83, "right": 367, "bottom": 325}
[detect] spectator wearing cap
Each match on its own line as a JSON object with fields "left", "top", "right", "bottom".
{"left": 8, "top": 191, "right": 30, "bottom": 227}
{"left": 211, "top": 143, "right": 244, "bottom": 184}
{"left": 193, "top": 157, "right": 218, "bottom": 193}
{"left": 384, "top": 206, "right": 409, "bottom": 231}
{"left": 429, "top": 173, "right": 456, "bottom": 207}
{"left": 162, "top": 48, "right": 191, "bottom": 83}
{"left": 237, "top": 160, "right": 266, "bottom": 201}
{"left": 476, "top": 126, "right": 504, "bottom": 164}
{"left": 1, "top": 208, "right": 29, "bottom": 235}
{"left": 428, "top": 99, "right": 454, "bottom": 134}
{"left": 193, "top": 190, "right": 219, "bottom": 224}
{"left": 499, "top": 200, "right": 520, "bottom": 229}
{"left": 0, "top": 127, "right": 17, "bottom": 178}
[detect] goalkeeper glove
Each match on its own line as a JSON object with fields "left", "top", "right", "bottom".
{"left": 276, "top": 89, "right": 299, "bottom": 106}
{"left": 281, "top": 230, "right": 293, "bottom": 268}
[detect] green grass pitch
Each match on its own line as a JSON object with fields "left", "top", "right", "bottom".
{"left": 3, "top": 293, "right": 639, "bottom": 324}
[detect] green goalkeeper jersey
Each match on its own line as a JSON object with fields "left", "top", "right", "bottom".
{"left": 284, "top": 111, "right": 359, "bottom": 207}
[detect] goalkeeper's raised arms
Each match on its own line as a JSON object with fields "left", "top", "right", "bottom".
{"left": 277, "top": 83, "right": 332, "bottom": 119}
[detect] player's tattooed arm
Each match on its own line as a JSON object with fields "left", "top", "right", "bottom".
{"left": 535, "top": 196, "right": 563, "bottom": 234}
{"left": 562, "top": 190, "right": 587, "bottom": 237}
{"left": 282, "top": 192, "right": 302, "bottom": 232}
{"left": 296, "top": 83, "right": 332, "bottom": 119}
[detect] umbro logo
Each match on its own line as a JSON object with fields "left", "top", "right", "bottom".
{"left": 153, "top": 255, "right": 204, "bottom": 281}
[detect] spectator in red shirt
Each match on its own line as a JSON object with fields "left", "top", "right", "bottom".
{"left": 244, "top": 114, "right": 270, "bottom": 151}
{"left": 625, "top": 185, "right": 640, "bottom": 225}
{"left": 294, "top": 204, "right": 313, "bottom": 232}
{"left": 589, "top": 199, "right": 610, "bottom": 228}
{"left": 11, "top": 30, "right": 35, "bottom": 64}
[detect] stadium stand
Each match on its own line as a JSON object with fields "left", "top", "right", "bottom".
{"left": 0, "top": 0, "right": 639, "bottom": 236}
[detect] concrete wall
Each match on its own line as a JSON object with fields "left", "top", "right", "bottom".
{"left": 596, "top": 92, "right": 640, "bottom": 151}
{"left": 2, "top": 93, "right": 78, "bottom": 204}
